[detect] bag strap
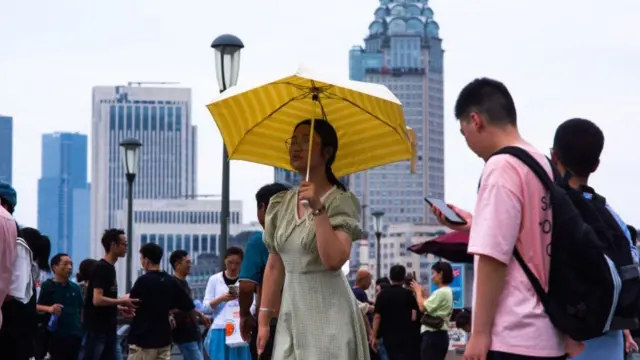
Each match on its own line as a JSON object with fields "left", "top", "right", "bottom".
{"left": 490, "top": 146, "right": 554, "bottom": 306}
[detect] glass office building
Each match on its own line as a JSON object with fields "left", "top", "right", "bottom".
{"left": 0, "top": 115, "right": 13, "bottom": 184}
{"left": 349, "top": 0, "right": 445, "bottom": 270}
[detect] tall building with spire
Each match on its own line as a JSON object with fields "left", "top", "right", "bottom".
{"left": 348, "top": 0, "right": 445, "bottom": 276}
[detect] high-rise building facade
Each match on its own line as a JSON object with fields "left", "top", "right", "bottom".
{"left": 37, "top": 132, "right": 90, "bottom": 263}
{"left": 91, "top": 85, "right": 197, "bottom": 261}
{"left": 0, "top": 115, "right": 13, "bottom": 184}
{"left": 349, "top": 0, "right": 445, "bottom": 265}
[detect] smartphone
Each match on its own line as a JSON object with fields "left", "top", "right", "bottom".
{"left": 228, "top": 284, "right": 238, "bottom": 296}
{"left": 424, "top": 198, "right": 467, "bottom": 225}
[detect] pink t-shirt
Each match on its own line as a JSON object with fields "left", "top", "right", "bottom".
{"left": 467, "top": 144, "right": 565, "bottom": 357}
{"left": 0, "top": 206, "right": 17, "bottom": 330}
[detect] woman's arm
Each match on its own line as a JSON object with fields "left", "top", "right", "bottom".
{"left": 414, "top": 288, "right": 426, "bottom": 311}
{"left": 314, "top": 214, "right": 351, "bottom": 271}
{"left": 258, "top": 253, "right": 285, "bottom": 327}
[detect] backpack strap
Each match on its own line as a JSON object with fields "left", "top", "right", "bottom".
{"left": 490, "top": 146, "right": 556, "bottom": 307}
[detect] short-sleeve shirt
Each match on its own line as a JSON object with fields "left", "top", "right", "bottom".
{"left": 373, "top": 284, "right": 419, "bottom": 351}
{"left": 421, "top": 286, "right": 453, "bottom": 332}
{"left": 128, "top": 270, "right": 195, "bottom": 348}
{"left": 467, "top": 144, "right": 565, "bottom": 357}
{"left": 83, "top": 259, "right": 118, "bottom": 333}
{"left": 0, "top": 208, "right": 17, "bottom": 329}
{"left": 172, "top": 277, "right": 201, "bottom": 344}
{"left": 37, "top": 279, "right": 84, "bottom": 337}
{"left": 238, "top": 233, "right": 268, "bottom": 285}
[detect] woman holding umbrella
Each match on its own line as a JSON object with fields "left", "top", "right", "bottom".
{"left": 256, "top": 119, "right": 370, "bottom": 360}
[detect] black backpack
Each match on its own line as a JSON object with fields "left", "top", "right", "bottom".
{"left": 492, "top": 146, "right": 640, "bottom": 341}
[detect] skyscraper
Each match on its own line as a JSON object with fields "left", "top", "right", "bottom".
{"left": 0, "top": 115, "right": 13, "bottom": 184}
{"left": 37, "top": 132, "right": 90, "bottom": 263}
{"left": 91, "top": 84, "right": 197, "bottom": 260}
{"left": 349, "top": 0, "right": 445, "bottom": 271}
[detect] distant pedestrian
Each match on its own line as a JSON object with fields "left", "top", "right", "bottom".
{"left": 0, "top": 181, "right": 18, "bottom": 329}
{"left": 127, "top": 243, "right": 196, "bottom": 360}
{"left": 38, "top": 253, "right": 84, "bottom": 360}
{"left": 83, "top": 229, "right": 138, "bottom": 360}
{"left": 411, "top": 261, "right": 454, "bottom": 360}
{"left": 203, "top": 246, "right": 251, "bottom": 360}
{"left": 169, "top": 249, "right": 210, "bottom": 360}
{"left": 372, "top": 264, "right": 419, "bottom": 360}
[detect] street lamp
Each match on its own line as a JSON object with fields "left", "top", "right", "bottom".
{"left": 372, "top": 210, "right": 385, "bottom": 280}
{"left": 120, "top": 138, "right": 142, "bottom": 292}
{"left": 211, "top": 34, "right": 244, "bottom": 267}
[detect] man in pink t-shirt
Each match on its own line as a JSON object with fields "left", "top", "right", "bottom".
{"left": 0, "top": 182, "right": 18, "bottom": 330}
{"left": 432, "top": 78, "right": 568, "bottom": 360}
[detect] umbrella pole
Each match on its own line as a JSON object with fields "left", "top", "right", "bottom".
{"left": 301, "top": 117, "right": 316, "bottom": 209}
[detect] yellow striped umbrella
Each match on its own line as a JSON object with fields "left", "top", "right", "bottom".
{"left": 206, "top": 65, "right": 415, "bottom": 178}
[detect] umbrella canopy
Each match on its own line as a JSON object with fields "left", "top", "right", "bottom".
{"left": 206, "top": 65, "right": 415, "bottom": 177}
{"left": 408, "top": 231, "right": 473, "bottom": 264}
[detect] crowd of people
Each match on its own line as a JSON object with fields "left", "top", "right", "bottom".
{"left": 1, "top": 76, "right": 640, "bottom": 360}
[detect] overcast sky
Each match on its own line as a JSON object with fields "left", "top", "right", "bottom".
{"left": 1, "top": 0, "right": 639, "bottom": 228}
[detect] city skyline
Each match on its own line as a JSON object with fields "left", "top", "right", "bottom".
{"left": 37, "top": 132, "right": 90, "bottom": 264}
{"left": 3, "top": 0, "right": 639, "bottom": 231}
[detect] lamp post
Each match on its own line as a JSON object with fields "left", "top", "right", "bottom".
{"left": 120, "top": 138, "right": 142, "bottom": 292}
{"left": 211, "top": 34, "right": 244, "bottom": 267}
{"left": 372, "top": 210, "right": 385, "bottom": 280}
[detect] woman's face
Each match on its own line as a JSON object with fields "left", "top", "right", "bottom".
{"left": 431, "top": 269, "right": 442, "bottom": 285}
{"left": 225, "top": 254, "right": 242, "bottom": 276}
{"left": 288, "top": 124, "right": 326, "bottom": 173}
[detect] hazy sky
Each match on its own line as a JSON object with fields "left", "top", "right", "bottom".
{"left": 1, "top": 0, "right": 639, "bottom": 228}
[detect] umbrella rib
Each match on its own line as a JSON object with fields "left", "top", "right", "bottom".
{"left": 322, "top": 90, "right": 406, "bottom": 139}
{"left": 228, "top": 91, "right": 312, "bottom": 158}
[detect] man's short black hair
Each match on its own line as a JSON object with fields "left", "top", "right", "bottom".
{"left": 454, "top": 77, "right": 517, "bottom": 126}
{"left": 169, "top": 250, "right": 189, "bottom": 269}
{"left": 432, "top": 261, "right": 454, "bottom": 285}
{"left": 140, "top": 243, "right": 163, "bottom": 265}
{"left": 375, "top": 277, "right": 390, "bottom": 286}
{"left": 256, "top": 183, "right": 291, "bottom": 208}
{"left": 50, "top": 253, "right": 69, "bottom": 269}
{"left": 224, "top": 246, "right": 244, "bottom": 260}
{"left": 101, "top": 229, "right": 125, "bottom": 253}
{"left": 0, "top": 197, "right": 14, "bottom": 214}
{"left": 389, "top": 264, "right": 406, "bottom": 283}
{"left": 552, "top": 118, "right": 604, "bottom": 178}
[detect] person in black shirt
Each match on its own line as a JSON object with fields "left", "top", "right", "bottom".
{"left": 128, "top": 243, "right": 195, "bottom": 360}
{"left": 83, "top": 229, "right": 138, "bottom": 360}
{"left": 169, "top": 250, "right": 210, "bottom": 360}
{"left": 371, "top": 265, "right": 419, "bottom": 360}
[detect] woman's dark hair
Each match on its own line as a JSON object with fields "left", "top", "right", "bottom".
{"left": 378, "top": 282, "right": 390, "bottom": 291}
{"left": 224, "top": 246, "right": 244, "bottom": 260}
{"left": 20, "top": 227, "right": 51, "bottom": 272}
{"left": 432, "top": 261, "right": 454, "bottom": 285}
{"left": 294, "top": 119, "right": 345, "bottom": 191}
{"left": 77, "top": 258, "right": 98, "bottom": 282}
{"left": 375, "top": 277, "right": 390, "bottom": 286}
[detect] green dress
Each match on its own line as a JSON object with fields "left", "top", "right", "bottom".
{"left": 264, "top": 187, "right": 370, "bottom": 360}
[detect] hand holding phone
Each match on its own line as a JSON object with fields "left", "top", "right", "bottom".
{"left": 424, "top": 198, "right": 472, "bottom": 231}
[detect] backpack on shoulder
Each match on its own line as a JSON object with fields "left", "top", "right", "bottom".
{"left": 492, "top": 146, "right": 640, "bottom": 341}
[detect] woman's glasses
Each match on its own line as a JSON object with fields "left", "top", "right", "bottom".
{"left": 285, "top": 136, "right": 310, "bottom": 149}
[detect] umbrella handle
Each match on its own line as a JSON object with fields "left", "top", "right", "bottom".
{"left": 300, "top": 117, "right": 316, "bottom": 209}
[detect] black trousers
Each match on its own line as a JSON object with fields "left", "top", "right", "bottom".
{"left": 49, "top": 333, "right": 83, "bottom": 360}
{"left": 420, "top": 330, "right": 449, "bottom": 360}
{"left": 487, "top": 351, "right": 567, "bottom": 360}
{"left": 249, "top": 318, "right": 277, "bottom": 360}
